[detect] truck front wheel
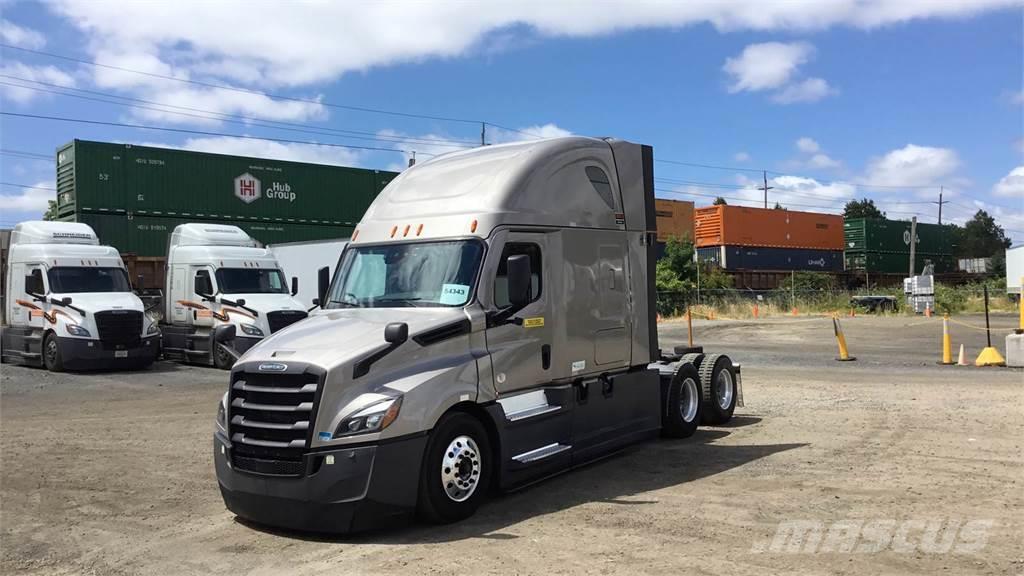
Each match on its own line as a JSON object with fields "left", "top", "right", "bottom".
{"left": 417, "top": 412, "right": 492, "bottom": 524}
{"left": 42, "top": 332, "right": 64, "bottom": 372}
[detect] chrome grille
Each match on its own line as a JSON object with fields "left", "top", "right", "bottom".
{"left": 227, "top": 366, "right": 323, "bottom": 476}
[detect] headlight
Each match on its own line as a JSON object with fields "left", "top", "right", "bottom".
{"left": 146, "top": 322, "right": 160, "bottom": 335}
{"left": 65, "top": 324, "right": 90, "bottom": 337}
{"left": 334, "top": 396, "right": 402, "bottom": 438}
{"left": 239, "top": 323, "right": 264, "bottom": 337}
{"left": 216, "top": 392, "right": 228, "bottom": 430}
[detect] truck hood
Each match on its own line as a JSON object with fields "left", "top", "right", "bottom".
{"left": 219, "top": 293, "right": 304, "bottom": 314}
{"left": 49, "top": 291, "right": 145, "bottom": 315}
{"left": 237, "top": 306, "right": 469, "bottom": 369}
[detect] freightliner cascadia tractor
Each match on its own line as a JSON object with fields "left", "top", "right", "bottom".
{"left": 1, "top": 221, "right": 159, "bottom": 371}
{"left": 213, "top": 137, "right": 742, "bottom": 532}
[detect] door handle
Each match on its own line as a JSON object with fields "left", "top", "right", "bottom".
{"left": 541, "top": 344, "right": 551, "bottom": 370}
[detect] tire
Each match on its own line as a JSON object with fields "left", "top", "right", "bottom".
{"left": 42, "top": 332, "right": 64, "bottom": 372}
{"left": 417, "top": 412, "right": 492, "bottom": 524}
{"left": 661, "top": 362, "right": 702, "bottom": 438}
{"left": 680, "top": 352, "right": 705, "bottom": 372}
{"left": 213, "top": 342, "right": 235, "bottom": 370}
{"left": 700, "top": 354, "right": 737, "bottom": 425}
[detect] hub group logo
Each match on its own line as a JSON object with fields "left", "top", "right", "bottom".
{"left": 234, "top": 173, "right": 298, "bottom": 204}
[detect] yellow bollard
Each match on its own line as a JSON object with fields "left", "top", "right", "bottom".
{"left": 686, "top": 307, "right": 693, "bottom": 347}
{"left": 1018, "top": 276, "right": 1023, "bottom": 333}
{"left": 833, "top": 314, "right": 856, "bottom": 362}
{"left": 940, "top": 314, "right": 953, "bottom": 365}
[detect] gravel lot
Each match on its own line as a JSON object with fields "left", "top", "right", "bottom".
{"left": 2, "top": 314, "right": 1021, "bottom": 575}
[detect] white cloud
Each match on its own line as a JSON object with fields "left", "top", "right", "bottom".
{"left": 723, "top": 42, "right": 814, "bottom": 93}
{"left": 992, "top": 166, "right": 1024, "bottom": 198}
{"left": 808, "top": 153, "right": 842, "bottom": 169}
{"left": 0, "top": 60, "right": 75, "bottom": 104}
{"left": 0, "top": 19, "right": 45, "bottom": 49}
{"left": 772, "top": 77, "right": 837, "bottom": 103}
{"left": 140, "top": 137, "right": 366, "bottom": 167}
{"left": 488, "top": 123, "right": 572, "bottom": 144}
{"left": 45, "top": 1, "right": 1016, "bottom": 92}
{"left": 0, "top": 180, "right": 54, "bottom": 215}
{"left": 796, "top": 137, "right": 820, "bottom": 154}
{"left": 863, "top": 144, "right": 961, "bottom": 188}
{"left": 733, "top": 151, "right": 751, "bottom": 163}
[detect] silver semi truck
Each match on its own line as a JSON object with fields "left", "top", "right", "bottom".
{"left": 214, "top": 137, "right": 741, "bottom": 532}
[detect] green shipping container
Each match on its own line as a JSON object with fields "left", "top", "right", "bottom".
{"left": 56, "top": 140, "right": 397, "bottom": 227}
{"left": 843, "top": 217, "right": 955, "bottom": 255}
{"left": 845, "top": 251, "right": 956, "bottom": 274}
{"left": 75, "top": 213, "right": 354, "bottom": 257}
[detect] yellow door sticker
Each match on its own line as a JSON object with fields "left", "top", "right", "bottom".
{"left": 523, "top": 317, "right": 545, "bottom": 328}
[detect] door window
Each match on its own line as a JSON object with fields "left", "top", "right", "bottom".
{"left": 26, "top": 268, "right": 46, "bottom": 294}
{"left": 494, "top": 243, "right": 542, "bottom": 308}
{"left": 195, "top": 269, "right": 214, "bottom": 295}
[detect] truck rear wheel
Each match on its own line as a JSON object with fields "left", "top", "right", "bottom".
{"left": 42, "top": 332, "right": 64, "bottom": 372}
{"left": 700, "top": 354, "right": 736, "bottom": 425}
{"left": 417, "top": 412, "right": 491, "bottom": 524}
{"left": 661, "top": 362, "right": 702, "bottom": 438}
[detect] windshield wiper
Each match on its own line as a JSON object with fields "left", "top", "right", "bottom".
{"left": 373, "top": 297, "right": 424, "bottom": 308}
{"left": 328, "top": 299, "right": 361, "bottom": 308}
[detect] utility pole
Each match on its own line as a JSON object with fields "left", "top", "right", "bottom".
{"left": 757, "top": 170, "right": 773, "bottom": 209}
{"left": 408, "top": 151, "right": 416, "bottom": 168}
{"left": 933, "top": 186, "right": 949, "bottom": 224}
{"left": 481, "top": 122, "right": 486, "bottom": 146}
{"left": 908, "top": 216, "right": 918, "bottom": 277}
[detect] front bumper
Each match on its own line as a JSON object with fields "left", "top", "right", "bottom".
{"left": 214, "top": 430, "right": 427, "bottom": 534}
{"left": 58, "top": 334, "right": 160, "bottom": 370}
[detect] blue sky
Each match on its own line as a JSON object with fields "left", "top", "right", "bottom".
{"left": 1, "top": 1, "right": 1022, "bottom": 241}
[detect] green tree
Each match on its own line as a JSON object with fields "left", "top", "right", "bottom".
{"left": 43, "top": 200, "right": 58, "bottom": 221}
{"left": 659, "top": 236, "right": 696, "bottom": 288}
{"left": 712, "top": 196, "right": 728, "bottom": 206}
{"left": 959, "top": 210, "right": 1010, "bottom": 258}
{"left": 773, "top": 202, "right": 785, "bottom": 210}
{"left": 843, "top": 198, "right": 885, "bottom": 219}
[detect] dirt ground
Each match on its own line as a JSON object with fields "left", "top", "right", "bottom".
{"left": 2, "top": 314, "right": 1022, "bottom": 575}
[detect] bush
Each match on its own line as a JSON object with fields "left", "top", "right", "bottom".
{"left": 934, "top": 283, "right": 967, "bottom": 314}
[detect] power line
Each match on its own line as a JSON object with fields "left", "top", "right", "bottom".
{"left": 0, "top": 77, "right": 479, "bottom": 149}
{"left": 1, "top": 181, "right": 56, "bottom": 191}
{"left": 0, "top": 43, "right": 490, "bottom": 126}
{"left": 0, "top": 111, "right": 429, "bottom": 156}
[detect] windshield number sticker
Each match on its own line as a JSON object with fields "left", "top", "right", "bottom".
{"left": 523, "top": 317, "right": 544, "bottom": 328}
{"left": 439, "top": 283, "right": 470, "bottom": 305}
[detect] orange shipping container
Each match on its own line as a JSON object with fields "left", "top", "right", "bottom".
{"left": 694, "top": 205, "right": 844, "bottom": 250}
{"left": 654, "top": 199, "right": 695, "bottom": 243}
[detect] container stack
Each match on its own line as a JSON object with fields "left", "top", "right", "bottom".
{"left": 843, "top": 218, "right": 955, "bottom": 275}
{"left": 654, "top": 199, "right": 695, "bottom": 243}
{"left": 694, "top": 205, "right": 845, "bottom": 271}
{"left": 56, "top": 140, "right": 397, "bottom": 257}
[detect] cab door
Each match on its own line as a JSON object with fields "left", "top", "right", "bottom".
{"left": 189, "top": 267, "right": 217, "bottom": 327}
{"left": 484, "top": 231, "right": 553, "bottom": 395}
{"left": 23, "top": 266, "right": 49, "bottom": 331}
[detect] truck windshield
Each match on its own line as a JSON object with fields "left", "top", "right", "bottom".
{"left": 215, "top": 268, "right": 289, "bottom": 294}
{"left": 47, "top": 267, "right": 132, "bottom": 293}
{"left": 328, "top": 240, "right": 484, "bottom": 308}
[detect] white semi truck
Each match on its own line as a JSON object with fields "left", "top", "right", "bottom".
{"left": 160, "top": 224, "right": 308, "bottom": 369}
{"left": 214, "top": 137, "right": 741, "bottom": 533}
{"left": 268, "top": 238, "right": 349, "bottom": 308}
{"left": 1, "top": 221, "right": 159, "bottom": 371}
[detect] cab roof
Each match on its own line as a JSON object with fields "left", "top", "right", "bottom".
{"left": 11, "top": 221, "right": 99, "bottom": 246}
{"left": 169, "top": 223, "right": 258, "bottom": 249}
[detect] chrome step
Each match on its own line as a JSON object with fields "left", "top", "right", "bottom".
{"left": 512, "top": 443, "right": 571, "bottom": 464}
{"left": 499, "top": 389, "right": 562, "bottom": 422}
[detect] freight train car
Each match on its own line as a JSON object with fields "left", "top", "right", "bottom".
{"left": 56, "top": 140, "right": 397, "bottom": 257}
{"left": 843, "top": 217, "right": 956, "bottom": 274}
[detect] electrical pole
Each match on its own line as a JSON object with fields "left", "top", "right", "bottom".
{"left": 481, "top": 122, "right": 486, "bottom": 146}
{"left": 908, "top": 216, "right": 918, "bottom": 277}
{"left": 933, "top": 186, "right": 949, "bottom": 224}
{"left": 757, "top": 170, "right": 773, "bottom": 209}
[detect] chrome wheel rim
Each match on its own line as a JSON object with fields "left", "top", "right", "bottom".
{"left": 441, "top": 435, "right": 481, "bottom": 502}
{"left": 716, "top": 369, "right": 734, "bottom": 410}
{"left": 680, "top": 377, "right": 699, "bottom": 423}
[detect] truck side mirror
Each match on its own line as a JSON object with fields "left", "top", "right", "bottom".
{"left": 213, "top": 324, "right": 236, "bottom": 343}
{"left": 235, "top": 298, "right": 246, "bottom": 307}
{"left": 384, "top": 322, "right": 408, "bottom": 345}
{"left": 316, "top": 266, "right": 330, "bottom": 308}
{"left": 507, "top": 254, "right": 532, "bottom": 309}
{"left": 291, "top": 276, "right": 299, "bottom": 297}
{"left": 24, "top": 273, "right": 44, "bottom": 296}
{"left": 136, "top": 274, "right": 145, "bottom": 292}
{"left": 194, "top": 274, "right": 213, "bottom": 298}
{"left": 61, "top": 297, "right": 73, "bottom": 306}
